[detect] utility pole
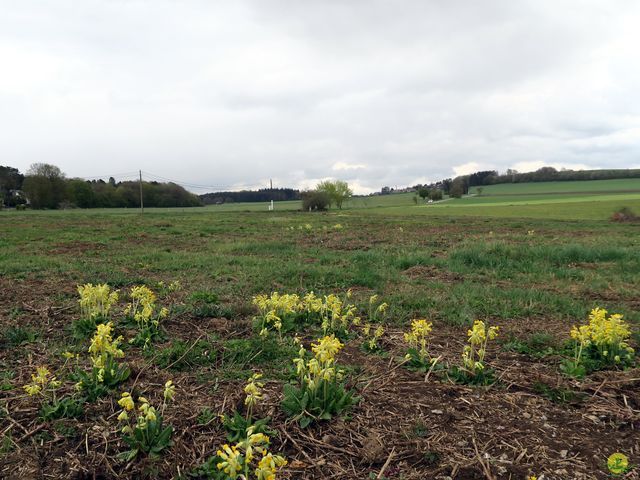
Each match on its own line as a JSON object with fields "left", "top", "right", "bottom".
{"left": 139, "top": 170, "right": 144, "bottom": 214}
{"left": 270, "top": 178, "right": 273, "bottom": 190}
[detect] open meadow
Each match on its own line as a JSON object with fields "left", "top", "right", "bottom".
{"left": 1, "top": 196, "right": 639, "bottom": 479}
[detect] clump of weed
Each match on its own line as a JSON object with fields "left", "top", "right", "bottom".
{"left": 189, "top": 290, "right": 230, "bottom": 318}
{"left": 197, "top": 407, "right": 217, "bottom": 425}
{"left": 502, "top": 332, "right": 556, "bottom": 358}
{"left": 152, "top": 338, "right": 217, "bottom": 371}
{"left": 533, "top": 382, "right": 585, "bottom": 405}
{"left": 1, "top": 326, "right": 38, "bottom": 347}
{"left": 611, "top": 207, "right": 639, "bottom": 223}
{"left": 221, "top": 336, "right": 297, "bottom": 379}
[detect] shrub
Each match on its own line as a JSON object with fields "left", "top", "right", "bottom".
{"left": 429, "top": 189, "right": 443, "bottom": 201}
{"left": 611, "top": 207, "right": 638, "bottom": 222}
{"left": 301, "top": 190, "right": 330, "bottom": 211}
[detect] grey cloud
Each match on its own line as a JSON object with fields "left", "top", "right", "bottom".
{"left": 1, "top": 1, "right": 639, "bottom": 193}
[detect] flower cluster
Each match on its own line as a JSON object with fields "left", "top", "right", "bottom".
{"left": 362, "top": 323, "right": 385, "bottom": 352}
{"left": 404, "top": 319, "right": 433, "bottom": 363}
{"left": 244, "top": 373, "right": 264, "bottom": 419}
{"left": 570, "top": 307, "right": 634, "bottom": 370}
{"left": 252, "top": 291, "right": 360, "bottom": 337}
{"left": 78, "top": 283, "right": 118, "bottom": 320}
{"left": 253, "top": 292, "right": 302, "bottom": 336}
{"left": 368, "top": 295, "right": 388, "bottom": 324}
{"left": 291, "top": 335, "right": 345, "bottom": 391}
{"left": 125, "top": 285, "right": 168, "bottom": 325}
{"left": 283, "top": 335, "right": 358, "bottom": 427}
{"left": 124, "top": 286, "right": 168, "bottom": 347}
{"left": 461, "top": 320, "right": 499, "bottom": 375}
{"left": 88, "top": 321, "right": 125, "bottom": 381}
{"left": 117, "top": 382, "right": 176, "bottom": 459}
{"left": 23, "top": 366, "right": 61, "bottom": 397}
{"left": 215, "top": 427, "right": 286, "bottom": 480}
{"left": 318, "top": 293, "right": 359, "bottom": 336}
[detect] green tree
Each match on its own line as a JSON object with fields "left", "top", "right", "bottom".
{"left": 67, "top": 179, "right": 95, "bottom": 208}
{"left": 316, "top": 180, "right": 352, "bottom": 209}
{"left": 418, "top": 187, "right": 430, "bottom": 200}
{"left": 22, "top": 163, "right": 67, "bottom": 209}
{"left": 449, "top": 178, "right": 465, "bottom": 199}
{"left": 429, "top": 189, "right": 443, "bottom": 201}
{"left": 301, "top": 190, "right": 330, "bottom": 211}
{"left": 0, "top": 166, "right": 25, "bottom": 207}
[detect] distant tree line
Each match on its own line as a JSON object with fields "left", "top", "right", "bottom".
{"left": 200, "top": 188, "right": 300, "bottom": 205}
{"left": 462, "top": 167, "right": 640, "bottom": 189}
{"left": 414, "top": 167, "right": 640, "bottom": 199}
{"left": 1, "top": 163, "right": 202, "bottom": 209}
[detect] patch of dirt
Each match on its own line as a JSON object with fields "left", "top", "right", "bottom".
{"left": 402, "top": 265, "right": 463, "bottom": 283}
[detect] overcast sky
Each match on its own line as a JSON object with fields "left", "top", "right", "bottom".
{"left": 2, "top": 1, "right": 639, "bottom": 194}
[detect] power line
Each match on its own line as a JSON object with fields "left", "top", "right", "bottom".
{"left": 141, "top": 170, "right": 269, "bottom": 191}
{"left": 76, "top": 171, "right": 140, "bottom": 180}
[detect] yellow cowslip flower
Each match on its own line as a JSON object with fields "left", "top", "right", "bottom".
{"left": 256, "top": 452, "right": 287, "bottom": 480}
{"left": 24, "top": 384, "right": 42, "bottom": 396}
{"left": 363, "top": 323, "right": 371, "bottom": 337}
{"left": 467, "top": 320, "right": 487, "bottom": 345}
{"left": 145, "top": 406, "right": 157, "bottom": 422}
{"left": 570, "top": 324, "right": 591, "bottom": 344}
{"left": 217, "top": 444, "right": 243, "bottom": 476}
{"left": 62, "top": 351, "right": 77, "bottom": 360}
{"left": 571, "top": 307, "right": 634, "bottom": 367}
{"left": 320, "top": 367, "right": 336, "bottom": 381}
{"left": 607, "top": 452, "right": 629, "bottom": 474}
{"left": 34, "top": 366, "right": 51, "bottom": 384}
{"left": 244, "top": 373, "right": 264, "bottom": 409}
{"left": 242, "top": 428, "right": 269, "bottom": 463}
{"left": 306, "top": 358, "right": 322, "bottom": 376}
{"left": 377, "top": 302, "right": 389, "bottom": 314}
{"left": 311, "top": 335, "right": 344, "bottom": 364}
{"left": 369, "top": 295, "right": 378, "bottom": 305}
{"left": 78, "top": 283, "right": 118, "bottom": 319}
{"left": 164, "top": 380, "right": 176, "bottom": 401}
{"left": 117, "top": 410, "right": 129, "bottom": 422}
{"left": 118, "top": 392, "right": 135, "bottom": 411}
{"left": 374, "top": 325, "right": 384, "bottom": 338}
{"left": 88, "top": 322, "right": 124, "bottom": 365}
{"left": 293, "top": 354, "right": 306, "bottom": 374}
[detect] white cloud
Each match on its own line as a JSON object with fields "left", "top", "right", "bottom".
{"left": 453, "top": 162, "right": 483, "bottom": 177}
{"left": 332, "top": 162, "right": 366, "bottom": 171}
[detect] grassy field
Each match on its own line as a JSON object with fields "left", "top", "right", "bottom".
{"left": 1, "top": 197, "right": 639, "bottom": 478}
{"left": 469, "top": 178, "right": 640, "bottom": 195}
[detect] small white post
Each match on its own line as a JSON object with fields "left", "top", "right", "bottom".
{"left": 268, "top": 200, "right": 274, "bottom": 211}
